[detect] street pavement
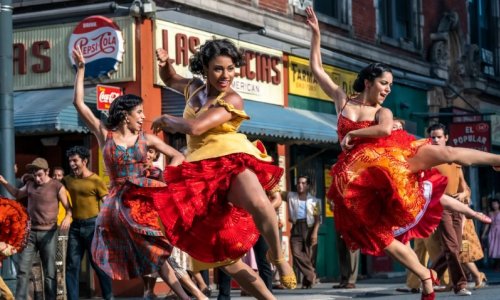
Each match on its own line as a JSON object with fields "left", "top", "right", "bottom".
{"left": 97, "top": 269, "right": 500, "bottom": 299}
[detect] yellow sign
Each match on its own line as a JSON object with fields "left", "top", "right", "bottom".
{"left": 288, "top": 56, "right": 357, "bottom": 101}
{"left": 324, "top": 166, "right": 334, "bottom": 217}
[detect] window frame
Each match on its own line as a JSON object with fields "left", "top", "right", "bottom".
{"left": 294, "top": 0, "right": 351, "bottom": 31}
{"left": 376, "top": 0, "right": 423, "bottom": 53}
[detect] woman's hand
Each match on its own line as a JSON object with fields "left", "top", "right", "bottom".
{"left": 305, "top": 6, "right": 320, "bottom": 35}
{"left": 152, "top": 115, "right": 177, "bottom": 134}
{"left": 340, "top": 132, "right": 354, "bottom": 151}
{"left": 72, "top": 45, "right": 85, "bottom": 68}
{"left": 156, "top": 48, "right": 172, "bottom": 68}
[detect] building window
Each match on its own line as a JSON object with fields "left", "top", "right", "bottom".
{"left": 469, "top": 0, "right": 497, "bottom": 76}
{"left": 377, "top": 0, "right": 422, "bottom": 51}
{"left": 293, "top": 0, "right": 350, "bottom": 29}
{"left": 314, "top": 0, "right": 349, "bottom": 25}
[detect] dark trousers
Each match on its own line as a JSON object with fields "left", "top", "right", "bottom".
{"left": 336, "top": 234, "right": 359, "bottom": 284}
{"left": 431, "top": 209, "right": 467, "bottom": 291}
{"left": 290, "top": 220, "right": 316, "bottom": 285}
{"left": 217, "top": 268, "right": 231, "bottom": 300}
{"left": 253, "top": 235, "right": 273, "bottom": 291}
{"left": 66, "top": 218, "right": 114, "bottom": 300}
{"left": 15, "top": 228, "right": 58, "bottom": 300}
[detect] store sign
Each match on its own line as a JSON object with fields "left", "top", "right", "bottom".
{"left": 288, "top": 56, "right": 357, "bottom": 101}
{"left": 96, "top": 84, "right": 122, "bottom": 111}
{"left": 68, "top": 16, "right": 125, "bottom": 79}
{"left": 155, "top": 20, "right": 284, "bottom": 105}
{"left": 449, "top": 122, "right": 491, "bottom": 152}
{"left": 13, "top": 17, "right": 134, "bottom": 91}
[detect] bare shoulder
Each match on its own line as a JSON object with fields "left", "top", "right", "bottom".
{"left": 220, "top": 90, "right": 243, "bottom": 110}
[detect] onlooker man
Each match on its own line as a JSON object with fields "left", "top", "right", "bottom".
{"left": 62, "top": 146, "right": 114, "bottom": 300}
{"left": 0, "top": 157, "right": 72, "bottom": 300}
{"left": 287, "top": 175, "right": 321, "bottom": 289}
{"left": 428, "top": 123, "right": 472, "bottom": 296}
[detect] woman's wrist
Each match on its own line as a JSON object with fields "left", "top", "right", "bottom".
{"left": 77, "top": 61, "right": 85, "bottom": 69}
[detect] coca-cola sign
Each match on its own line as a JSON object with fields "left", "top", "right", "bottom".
{"left": 96, "top": 84, "right": 122, "bottom": 111}
{"left": 68, "top": 16, "right": 124, "bottom": 79}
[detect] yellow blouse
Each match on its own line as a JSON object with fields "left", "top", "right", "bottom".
{"left": 183, "top": 83, "right": 272, "bottom": 163}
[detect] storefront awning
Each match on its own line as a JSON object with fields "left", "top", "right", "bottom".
{"left": 241, "top": 100, "right": 338, "bottom": 144}
{"left": 14, "top": 88, "right": 96, "bottom": 135}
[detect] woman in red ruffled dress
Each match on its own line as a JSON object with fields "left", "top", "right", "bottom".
{"left": 306, "top": 7, "right": 500, "bottom": 300}
{"left": 0, "top": 197, "right": 30, "bottom": 300}
{"left": 71, "top": 47, "right": 191, "bottom": 300}
{"left": 125, "top": 39, "right": 296, "bottom": 299}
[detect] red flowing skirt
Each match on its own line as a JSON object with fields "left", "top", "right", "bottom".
{"left": 0, "top": 197, "right": 30, "bottom": 260}
{"left": 125, "top": 153, "right": 283, "bottom": 263}
{"left": 328, "top": 131, "right": 445, "bottom": 256}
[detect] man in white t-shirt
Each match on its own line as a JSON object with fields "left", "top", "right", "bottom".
{"left": 287, "top": 175, "right": 321, "bottom": 289}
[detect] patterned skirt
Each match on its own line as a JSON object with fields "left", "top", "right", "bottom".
{"left": 125, "top": 153, "right": 283, "bottom": 263}
{"left": 0, "top": 197, "right": 30, "bottom": 259}
{"left": 92, "top": 178, "right": 172, "bottom": 280}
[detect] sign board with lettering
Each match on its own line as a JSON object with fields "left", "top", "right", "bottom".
{"left": 449, "top": 122, "right": 491, "bottom": 152}
{"left": 154, "top": 20, "right": 284, "bottom": 105}
{"left": 288, "top": 56, "right": 357, "bottom": 101}
{"left": 96, "top": 84, "right": 123, "bottom": 111}
{"left": 13, "top": 17, "right": 135, "bottom": 91}
{"left": 68, "top": 16, "right": 125, "bottom": 79}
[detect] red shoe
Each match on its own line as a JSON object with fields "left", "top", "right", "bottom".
{"left": 494, "top": 166, "right": 500, "bottom": 172}
{"left": 421, "top": 269, "right": 439, "bottom": 300}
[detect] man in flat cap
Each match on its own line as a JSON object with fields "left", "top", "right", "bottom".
{"left": 0, "top": 157, "right": 72, "bottom": 300}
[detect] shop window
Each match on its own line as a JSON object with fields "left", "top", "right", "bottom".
{"left": 377, "top": 0, "right": 422, "bottom": 52}
{"left": 469, "top": 0, "right": 497, "bottom": 76}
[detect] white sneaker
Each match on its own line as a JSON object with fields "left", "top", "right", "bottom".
{"left": 455, "top": 288, "right": 472, "bottom": 296}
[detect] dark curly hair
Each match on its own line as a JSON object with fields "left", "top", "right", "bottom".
{"left": 426, "top": 123, "right": 449, "bottom": 136}
{"left": 66, "top": 145, "right": 90, "bottom": 162}
{"left": 105, "top": 94, "right": 143, "bottom": 129}
{"left": 353, "top": 63, "right": 392, "bottom": 93}
{"left": 189, "top": 39, "right": 244, "bottom": 75}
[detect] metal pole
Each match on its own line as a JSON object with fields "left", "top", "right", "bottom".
{"left": 0, "top": 0, "right": 15, "bottom": 197}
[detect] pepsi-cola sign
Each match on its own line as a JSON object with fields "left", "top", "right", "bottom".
{"left": 68, "top": 16, "right": 124, "bottom": 79}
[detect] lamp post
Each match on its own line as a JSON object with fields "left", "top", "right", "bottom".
{"left": 0, "top": 0, "right": 15, "bottom": 197}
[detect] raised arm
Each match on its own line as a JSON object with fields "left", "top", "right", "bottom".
{"left": 156, "top": 48, "right": 192, "bottom": 94}
{"left": 72, "top": 46, "right": 107, "bottom": 146}
{"left": 305, "top": 7, "right": 347, "bottom": 114}
{"left": 145, "top": 133, "right": 185, "bottom": 167}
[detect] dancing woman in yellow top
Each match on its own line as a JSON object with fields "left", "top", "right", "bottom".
{"left": 126, "top": 39, "right": 296, "bottom": 299}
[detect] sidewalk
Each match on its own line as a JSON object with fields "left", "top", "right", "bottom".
{"left": 83, "top": 268, "right": 500, "bottom": 299}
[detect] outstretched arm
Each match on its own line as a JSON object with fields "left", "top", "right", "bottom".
{"left": 145, "top": 134, "right": 185, "bottom": 167}
{"left": 151, "top": 92, "right": 240, "bottom": 136}
{"left": 306, "top": 7, "right": 347, "bottom": 114}
{"left": 156, "top": 48, "right": 192, "bottom": 94}
{"left": 72, "top": 46, "right": 107, "bottom": 147}
{"left": 0, "top": 175, "right": 27, "bottom": 199}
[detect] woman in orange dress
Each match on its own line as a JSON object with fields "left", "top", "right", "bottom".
{"left": 306, "top": 7, "right": 500, "bottom": 300}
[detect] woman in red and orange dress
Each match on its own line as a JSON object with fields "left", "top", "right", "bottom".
{"left": 0, "top": 197, "right": 30, "bottom": 300}
{"left": 306, "top": 7, "right": 500, "bottom": 300}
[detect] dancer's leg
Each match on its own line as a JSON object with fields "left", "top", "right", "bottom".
{"left": 178, "top": 273, "right": 208, "bottom": 300}
{"left": 440, "top": 195, "right": 491, "bottom": 223}
{"left": 158, "top": 261, "right": 190, "bottom": 300}
{"left": 384, "top": 240, "right": 435, "bottom": 296}
{"left": 408, "top": 145, "right": 500, "bottom": 173}
{"left": 228, "top": 169, "right": 295, "bottom": 289}
{"left": 222, "top": 260, "right": 276, "bottom": 300}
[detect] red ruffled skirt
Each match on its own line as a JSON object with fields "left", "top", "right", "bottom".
{"left": 125, "top": 153, "right": 283, "bottom": 263}
{"left": 0, "top": 197, "right": 30, "bottom": 260}
{"left": 328, "top": 131, "right": 445, "bottom": 256}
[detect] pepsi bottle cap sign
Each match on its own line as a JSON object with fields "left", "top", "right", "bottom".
{"left": 68, "top": 16, "right": 125, "bottom": 79}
